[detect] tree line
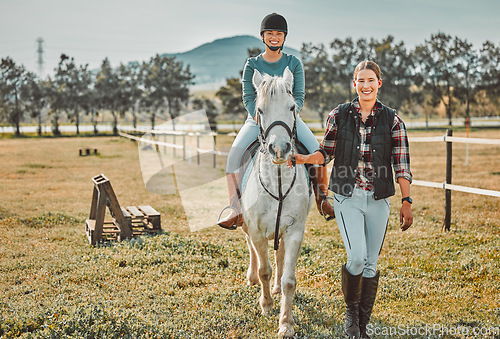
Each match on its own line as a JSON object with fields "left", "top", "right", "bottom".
{"left": 1, "top": 33, "right": 499, "bottom": 136}
{"left": 301, "top": 33, "right": 500, "bottom": 126}
{"left": 0, "top": 54, "right": 196, "bottom": 136}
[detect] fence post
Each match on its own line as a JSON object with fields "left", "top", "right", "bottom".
{"left": 173, "top": 134, "right": 176, "bottom": 158}
{"left": 197, "top": 133, "right": 200, "bottom": 165}
{"left": 213, "top": 134, "right": 217, "bottom": 169}
{"left": 465, "top": 117, "right": 469, "bottom": 165}
{"left": 444, "top": 129, "right": 453, "bottom": 231}
{"left": 182, "top": 134, "right": 186, "bottom": 160}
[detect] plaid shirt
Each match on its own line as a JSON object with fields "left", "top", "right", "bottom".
{"left": 320, "top": 98, "right": 412, "bottom": 191}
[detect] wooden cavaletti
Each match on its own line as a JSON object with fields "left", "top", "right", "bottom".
{"left": 85, "top": 173, "right": 161, "bottom": 245}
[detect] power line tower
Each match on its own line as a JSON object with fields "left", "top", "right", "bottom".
{"left": 36, "top": 37, "right": 44, "bottom": 78}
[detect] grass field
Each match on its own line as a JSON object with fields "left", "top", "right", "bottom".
{"left": 0, "top": 129, "right": 499, "bottom": 338}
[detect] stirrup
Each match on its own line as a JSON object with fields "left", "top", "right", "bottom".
{"left": 217, "top": 205, "right": 241, "bottom": 230}
{"left": 320, "top": 196, "right": 335, "bottom": 221}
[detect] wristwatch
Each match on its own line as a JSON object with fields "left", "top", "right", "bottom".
{"left": 402, "top": 197, "right": 413, "bottom": 204}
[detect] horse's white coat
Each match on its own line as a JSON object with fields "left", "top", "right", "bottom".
{"left": 241, "top": 67, "right": 313, "bottom": 338}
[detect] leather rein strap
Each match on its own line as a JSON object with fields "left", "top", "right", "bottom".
{"left": 258, "top": 163, "right": 297, "bottom": 250}
{"left": 256, "top": 107, "right": 298, "bottom": 251}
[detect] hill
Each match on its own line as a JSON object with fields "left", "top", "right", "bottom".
{"left": 161, "top": 35, "right": 301, "bottom": 86}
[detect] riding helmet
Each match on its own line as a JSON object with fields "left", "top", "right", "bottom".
{"left": 260, "top": 13, "right": 288, "bottom": 36}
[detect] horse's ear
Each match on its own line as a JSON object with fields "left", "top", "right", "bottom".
{"left": 283, "top": 67, "right": 293, "bottom": 89}
{"left": 253, "top": 70, "right": 264, "bottom": 89}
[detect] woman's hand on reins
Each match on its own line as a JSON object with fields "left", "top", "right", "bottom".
{"left": 287, "top": 154, "right": 305, "bottom": 168}
{"left": 287, "top": 151, "right": 325, "bottom": 169}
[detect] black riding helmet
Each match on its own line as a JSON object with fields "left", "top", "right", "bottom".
{"left": 260, "top": 13, "right": 287, "bottom": 52}
{"left": 260, "top": 13, "right": 288, "bottom": 36}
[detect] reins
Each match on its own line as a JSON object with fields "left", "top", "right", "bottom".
{"left": 256, "top": 94, "right": 299, "bottom": 251}
{"left": 258, "top": 161, "right": 297, "bottom": 250}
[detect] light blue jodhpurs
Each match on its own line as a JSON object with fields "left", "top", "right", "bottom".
{"left": 334, "top": 187, "right": 390, "bottom": 278}
{"left": 226, "top": 115, "right": 319, "bottom": 173}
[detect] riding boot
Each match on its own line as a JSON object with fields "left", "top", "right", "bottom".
{"left": 359, "top": 271, "right": 380, "bottom": 339}
{"left": 217, "top": 173, "right": 244, "bottom": 230}
{"left": 310, "top": 165, "right": 335, "bottom": 219}
{"left": 342, "top": 264, "right": 362, "bottom": 339}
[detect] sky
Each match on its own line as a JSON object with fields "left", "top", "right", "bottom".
{"left": 1, "top": 0, "right": 499, "bottom": 78}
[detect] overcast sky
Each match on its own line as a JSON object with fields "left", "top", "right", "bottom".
{"left": 1, "top": 0, "right": 499, "bottom": 77}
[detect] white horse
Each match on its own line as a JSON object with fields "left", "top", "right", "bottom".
{"left": 241, "top": 67, "right": 313, "bottom": 338}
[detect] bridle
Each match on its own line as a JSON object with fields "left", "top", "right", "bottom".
{"left": 255, "top": 92, "right": 299, "bottom": 250}
{"left": 256, "top": 93, "right": 297, "bottom": 154}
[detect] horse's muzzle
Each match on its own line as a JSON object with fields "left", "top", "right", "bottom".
{"left": 268, "top": 141, "right": 292, "bottom": 164}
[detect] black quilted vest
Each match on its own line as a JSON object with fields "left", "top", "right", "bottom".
{"left": 329, "top": 101, "right": 396, "bottom": 200}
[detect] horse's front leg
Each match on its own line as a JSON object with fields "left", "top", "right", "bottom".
{"left": 251, "top": 233, "right": 274, "bottom": 315}
{"left": 278, "top": 229, "right": 304, "bottom": 338}
{"left": 273, "top": 237, "right": 284, "bottom": 295}
{"left": 245, "top": 233, "right": 259, "bottom": 286}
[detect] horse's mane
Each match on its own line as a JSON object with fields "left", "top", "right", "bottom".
{"left": 256, "top": 75, "right": 295, "bottom": 108}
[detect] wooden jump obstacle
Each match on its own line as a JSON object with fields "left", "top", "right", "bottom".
{"left": 79, "top": 148, "right": 98, "bottom": 156}
{"left": 85, "top": 174, "right": 161, "bottom": 245}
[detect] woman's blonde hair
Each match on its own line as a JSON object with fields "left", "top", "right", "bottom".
{"left": 353, "top": 60, "right": 382, "bottom": 80}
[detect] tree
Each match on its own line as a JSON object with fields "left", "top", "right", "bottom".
{"left": 163, "top": 57, "right": 194, "bottom": 125}
{"left": 330, "top": 37, "right": 366, "bottom": 101}
{"left": 215, "top": 77, "right": 245, "bottom": 129}
{"left": 115, "top": 64, "right": 136, "bottom": 130}
{"left": 216, "top": 48, "right": 261, "bottom": 129}
{"left": 52, "top": 54, "right": 90, "bottom": 135}
{"left": 141, "top": 55, "right": 194, "bottom": 130}
{"left": 369, "top": 36, "right": 414, "bottom": 111}
{"left": 453, "top": 38, "right": 481, "bottom": 122}
{"left": 19, "top": 71, "right": 47, "bottom": 136}
{"left": 413, "top": 33, "right": 461, "bottom": 126}
{"left": 95, "top": 58, "right": 120, "bottom": 135}
{"left": 479, "top": 41, "right": 500, "bottom": 113}
{"left": 125, "top": 62, "right": 143, "bottom": 129}
{"left": 0, "top": 57, "right": 25, "bottom": 136}
{"left": 77, "top": 66, "right": 98, "bottom": 134}
{"left": 301, "top": 42, "right": 341, "bottom": 125}
{"left": 192, "top": 96, "right": 219, "bottom": 132}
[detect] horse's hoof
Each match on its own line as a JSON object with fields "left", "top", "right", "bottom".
{"left": 260, "top": 304, "right": 273, "bottom": 316}
{"left": 260, "top": 297, "right": 273, "bottom": 315}
{"left": 278, "top": 326, "right": 294, "bottom": 338}
{"left": 247, "top": 274, "right": 259, "bottom": 286}
{"left": 272, "top": 285, "right": 281, "bottom": 295}
{"left": 247, "top": 279, "right": 259, "bottom": 287}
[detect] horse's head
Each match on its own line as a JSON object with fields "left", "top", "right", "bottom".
{"left": 253, "top": 67, "right": 296, "bottom": 165}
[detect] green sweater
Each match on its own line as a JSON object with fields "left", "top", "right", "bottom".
{"left": 241, "top": 53, "right": 305, "bottom": 118}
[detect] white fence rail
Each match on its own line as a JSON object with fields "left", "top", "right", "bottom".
{"left": 120, "top": 129, "right": 499, "bottom": 230}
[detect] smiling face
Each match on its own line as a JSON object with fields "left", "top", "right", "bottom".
{"left": 262, "top": 30, "right": 285, "bottom": 50}
{"left": 353, "top": 69, "right": 382, "bottom": 103}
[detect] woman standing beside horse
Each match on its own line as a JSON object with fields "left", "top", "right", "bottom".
{"left": 217, "top": 12, "right": 334, "bottom": 230}
{"left": 289, "top": 60, "right": 413, "bottom": 339}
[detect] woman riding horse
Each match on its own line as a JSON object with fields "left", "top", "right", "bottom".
{"left": 218, "top": 12, "right": 334, "bottom": 230}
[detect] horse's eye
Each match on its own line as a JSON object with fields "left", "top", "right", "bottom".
{"left": 257, "top": 108, "right": 263, "bottom": 114}
{"left": 289, "top": 106, "right": 295, "bottom": 112}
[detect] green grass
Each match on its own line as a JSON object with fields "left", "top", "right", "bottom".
{"left": 1, "top": 212, "right": 499, "bottom": 338}
{"left": 0, "top": 132, "right": 499, "bottom": 338}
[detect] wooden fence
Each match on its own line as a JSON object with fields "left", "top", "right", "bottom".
{"left": 119, "top": 128, "right": 500, "bottom": 230}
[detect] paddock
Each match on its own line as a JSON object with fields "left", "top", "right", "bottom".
{"left": 0, "top": 129, "right": 498, "bottom": 337}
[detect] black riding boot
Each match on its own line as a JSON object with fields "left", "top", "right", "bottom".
{"left": 342, "top": 264, "right": 362, "bottom": 339}
{"left": 359, "top": 271, "right": 380, "bottom": 339}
